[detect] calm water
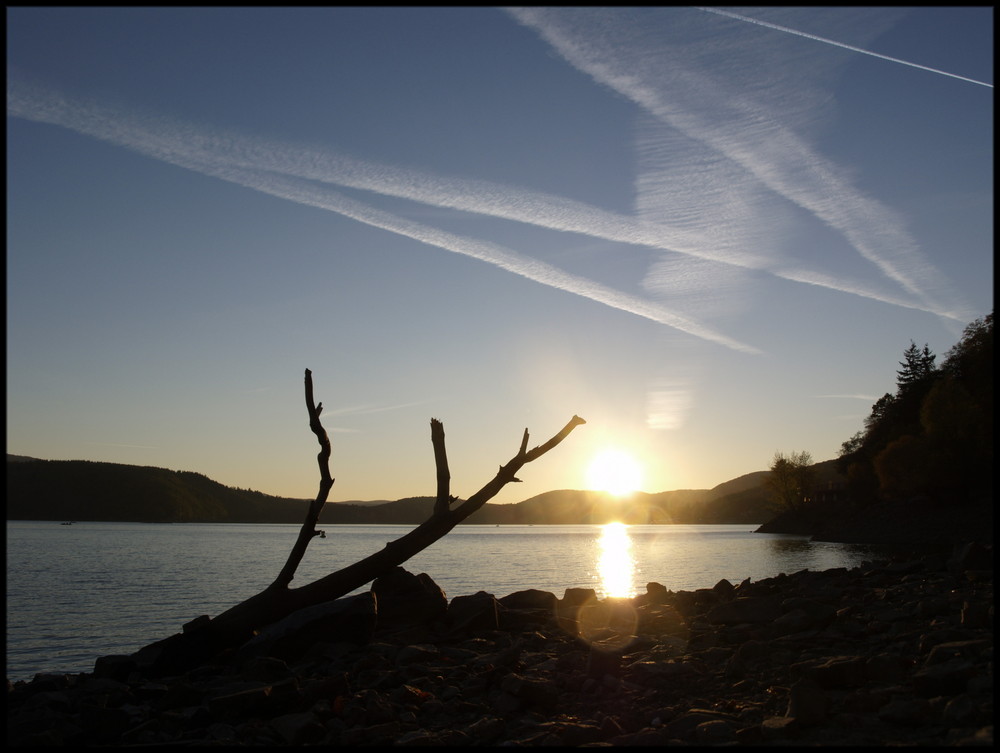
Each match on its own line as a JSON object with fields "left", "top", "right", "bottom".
{"left": 6, "top": 521, "right": 881, "bottom": 682}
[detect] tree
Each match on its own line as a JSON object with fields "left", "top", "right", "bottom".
{"left": 133, "top": 369, "right": 586, "bottom": 674}
{"left": 896, "top": 341, "right": 936, "bottom": 395}
{"left": 764, "top": 450, "right": 815, "bottom": 513}
{"left": 837, "top": 314, "right": 992, "bottom": 506}
{"left": 873, "top": 434, "right": 933, "bottom": 502}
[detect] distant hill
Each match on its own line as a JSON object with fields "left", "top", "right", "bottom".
{"left": 5, "top": 455, "right": 815, "bottom": 525}
{"left": 5, "top": 458, "right": 311, "bottom": 523}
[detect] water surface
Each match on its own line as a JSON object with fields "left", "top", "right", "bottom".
{"left": 6, "top": 521, "right": 880, "bottom": 681}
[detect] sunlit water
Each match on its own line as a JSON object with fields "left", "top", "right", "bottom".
{"left": 6, "top": 521, "right": 883, "bottom": 682}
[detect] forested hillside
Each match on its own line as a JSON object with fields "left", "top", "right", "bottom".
{"left": 836, "top": 312, "right": 992, "bottom": 507}
{"left": 5, "top": 459, "right": 310, "bottom": 523}
{"left": 6, "top": 457, "right": 781, "bottom": 525}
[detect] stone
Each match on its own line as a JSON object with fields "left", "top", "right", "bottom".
{"left": 639, "top": 581, "right": 670, "bottom": 605}
{"left": 499, "top": 588, "right": 558, "bottom": 611}
{"left": 206, "top": 685, "right": 273, "bottom": 719}
{"left": 911, "top": 657, "right": 976, "bottom": 697}
{"left": 695, "top": 718, "right": 738, "bottom": 744}
{"left": 586, "top": 645, "right": 621, "bottom": 679}
{"left": 792, "top": 655, "right": 867, "bottom": 688}
{"left": 712, "top": 578, "right": 736, "bottom": 600}
{"left": 636, "top": 602, "right": 687, "bottom": 637}
{"left": 878, "top": 696, "right": 931, "bottom": 725}
{"left": 92, "top": 654, "right": 137, "bottom": 682}
{"left": 371, "top": 568, "right": 448, "bottom": 625}
{"left": 561, "top": 587, "right": 598, "bottom": 607}
{"left": 236, "top": 592, "right": 376, "bottom": 662}
{"left": 760, "top": 715, "right": 802, "bottom": 741}
{"left": 447, "top": 590, "right": 501, "bottom": 632}
{"left": 706, "top": 595, "right": 781, "bottom": 624}
{"left": 786, "top": 677, "right": 829, "bottom": 725}
{"left": 947, "top": 541, "right": 992, "bottom": 573}
{"left": 269, "top": 711, "right": 325, "bottom": 745}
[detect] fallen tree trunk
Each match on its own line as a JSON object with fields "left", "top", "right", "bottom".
{"left": 132, "top": 369, "right": 585, "bottom": 674}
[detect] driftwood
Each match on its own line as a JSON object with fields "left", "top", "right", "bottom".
{"left": 132, "top": 369, "right": 585, "bottom": 673}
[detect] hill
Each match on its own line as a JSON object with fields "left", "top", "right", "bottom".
{"left": 5, "top": 458, "right": 311, "bottom": 524}
{"left": 6, "top": 455, "right": 783, "bottom": 525}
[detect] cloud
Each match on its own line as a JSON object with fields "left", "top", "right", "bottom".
{"left": 6, "top": 75, "right": 761, "bottom": 354}
{"left": 6, "top": 9, "right": 974, "bottom": 364}
{"left": 506, "top": 7, "right": 973, "bottom": 324}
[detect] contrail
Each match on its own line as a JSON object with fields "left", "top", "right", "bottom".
{"left": 698, "top": 7, "right": 993, "bottom": 89}
{"left": 5, "top": 77, "right": 761, "bottom": 354}
{"left": 507, "top": 7, "right": 975, "bottom": 323}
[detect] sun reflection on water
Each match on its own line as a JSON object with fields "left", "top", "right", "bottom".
{"left": 597, "top": 521, "right": 636, "bottom": 598}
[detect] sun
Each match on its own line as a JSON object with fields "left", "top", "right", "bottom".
{"left": 586, "top": 448, "right": 644, "bottom": 497}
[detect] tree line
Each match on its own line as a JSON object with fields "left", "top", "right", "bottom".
{"left": 767, "top": 312, "right": 992, "bottom": 511}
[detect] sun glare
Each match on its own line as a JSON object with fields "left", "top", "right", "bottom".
{"left": 597, "top": 522, "right": 636, "bottom": 598}
{"left": 586, "top": 448, "right": 643, "bottom": 496}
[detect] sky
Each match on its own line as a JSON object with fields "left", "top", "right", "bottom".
{"left": 6, "top": 7, "right": 993, "bottom": 505}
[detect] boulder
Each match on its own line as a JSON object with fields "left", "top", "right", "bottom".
{"left": 447, "top": 591, "right": 501, "bottom": 632}
{"left": 236, "top": 593, "right": 376, "bottom": 662}
{"left": 370, "top": 568, "right": 448, "bottom": 626}
{"left": 499, "top": 588, "right": 558, "bottom": 611}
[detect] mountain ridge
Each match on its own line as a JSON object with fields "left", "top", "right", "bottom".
{"left": 6, "top": 455, "right": 827, "bottom": 525}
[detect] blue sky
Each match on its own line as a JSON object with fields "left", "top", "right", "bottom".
{"left": 7, "top": 7, "right": 993, "bottom": 504}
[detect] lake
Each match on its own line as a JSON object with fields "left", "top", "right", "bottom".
{"left": 6, "top": 521, "right": 883, "bottom": 682}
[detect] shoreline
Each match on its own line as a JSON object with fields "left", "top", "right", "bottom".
{"left": 8, "top": 540, "right": 993, "bottom": 746}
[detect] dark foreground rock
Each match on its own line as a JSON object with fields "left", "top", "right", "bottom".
{"left": 7, "top": 544, "right": 993, "bottom": 747}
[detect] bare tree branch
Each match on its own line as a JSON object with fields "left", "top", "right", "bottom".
{"left": 270, "top": 369, "right": 335, "bottom": 590}
{"left": 431, "top": 418, "right": 452, "bottom": 515}
{"left": 133, "top": 373, "right": 585, "bottom": 674}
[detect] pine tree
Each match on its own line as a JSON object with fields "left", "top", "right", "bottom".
{"left": 896, "top": 341, "right": 936, "bottom": 394}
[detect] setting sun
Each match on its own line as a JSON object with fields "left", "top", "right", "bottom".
{"left": 586, "top": 448, "right": 644, "bottom": 496}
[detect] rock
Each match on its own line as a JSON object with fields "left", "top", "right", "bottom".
{"left": 371, "top": 568, "right": 448, "bottom": 626}
{"left": 948, "top": 541, "right": 992, "bottom": 573}
{"left": 636, "top": 581, "right": 670, "bottom": 606}
{"left": 792, "top": 655, "right": 867, "bottom": 688}
{"left": 786, "top": 677, "right": 829, "bottom": 725}
{"left": 499, "top": 588, "right": 558, "bottom": 611}
{"left": 878, "top": 696, "right": 932, "bottom": 725}
{"left": 269, "top": 711, "right": 325, "bottom": 745}
{"left": 711, "top": 578, "right": 736, "bottom": 601}
{"left": 695, "top": 718, "right": 738, "bottom": 744}
{"left": 92, "top": 655, "right": 137, "bottom": 682}
{"left": 561, "top": 587, "right": 597, "bottom": 607}
{"left": 447, "top": 591, "right": 500, "bottom": 632}
{"left": 585, "top": 645, "right": 621, "bottom": 679}
{"left": 236, "top": 592, "right": 376, "bottom": 662}
{"left": 706, "top": 595, "right": 781, "bottom": 624}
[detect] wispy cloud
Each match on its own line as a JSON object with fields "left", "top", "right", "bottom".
{"left": 6, "top": 7, "right": 974, "bottom": 369}
{"left": 506, "top": 7, "right": 973, "bottom": 324}
{"left": 6, "top": 75, "right": 760, "bottom": 354}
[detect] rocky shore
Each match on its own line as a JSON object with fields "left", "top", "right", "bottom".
{"left": 8, "top": 541, "right": 993, "bottom": 747}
